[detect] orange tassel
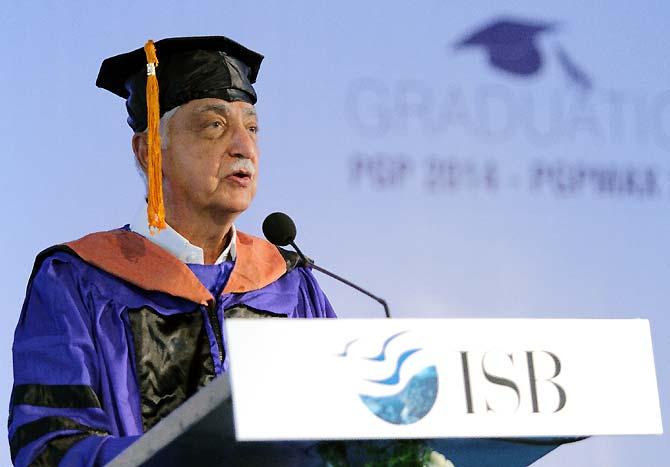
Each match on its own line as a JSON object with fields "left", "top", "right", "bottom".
{"left": 144, "top": 40, "right": 166, "bottom": 233}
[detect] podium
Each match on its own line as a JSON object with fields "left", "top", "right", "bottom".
{"left": 108, "top": 318, "right": 662, "bottom": 466}
{"left": 107, "top": 374, "right": 581, "bottom": 467}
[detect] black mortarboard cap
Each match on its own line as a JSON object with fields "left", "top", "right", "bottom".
{"left": 96, "top": 36, "right": 264, "bottom": 131}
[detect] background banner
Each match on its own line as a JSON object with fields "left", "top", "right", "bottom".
{"left": 1, "top": 1, "right": 667, "bottom": 465}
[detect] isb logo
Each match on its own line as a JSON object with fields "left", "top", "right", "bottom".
{"left": 337, "top": 331, "right": 438, "bottom": 425}
{"left": 339, "top": 332, "right": 568, "bottom": 422}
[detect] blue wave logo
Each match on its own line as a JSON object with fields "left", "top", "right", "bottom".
{"left": 455, "top": 18, "right": 593, "bottom": 90}
{"left": 338, "top": 331, "right": 438, "bottom": 425}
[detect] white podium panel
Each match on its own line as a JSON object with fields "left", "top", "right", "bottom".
{"left": 225, "top": 318, "right": 662, "bottom": 441}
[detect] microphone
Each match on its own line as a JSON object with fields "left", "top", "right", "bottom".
{"left": 262, "top": 212, "right": 391, "bottom": 318}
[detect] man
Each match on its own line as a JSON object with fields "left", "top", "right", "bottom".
{"left": 8, "top": 36, "right": 335, "bottom": 467}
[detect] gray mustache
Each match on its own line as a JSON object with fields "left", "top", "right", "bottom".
{"left": 229, "top": 158, "right": 256, "bottom": 176}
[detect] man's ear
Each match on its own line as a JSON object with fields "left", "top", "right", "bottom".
{"left": 132, "top": 132, "right": 149, "bottom": 175}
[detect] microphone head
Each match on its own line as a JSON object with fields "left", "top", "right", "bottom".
{"left": 262, "top": 212, "right": 297, "bottom": 246}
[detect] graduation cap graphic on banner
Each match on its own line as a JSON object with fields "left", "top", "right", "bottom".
{"left": 455, "top": 18, "right": 592, "bottom": 90}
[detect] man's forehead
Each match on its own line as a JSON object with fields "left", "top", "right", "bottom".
{"left": 187, "top": 99, "right": 257, "bottom": 117}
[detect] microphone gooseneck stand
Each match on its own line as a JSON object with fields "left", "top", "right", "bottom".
{"left": 262, "top": 212, "right": 391, "bottom": 319}
{"left": 288, "top": 240, "right": 391, "bottom": 319}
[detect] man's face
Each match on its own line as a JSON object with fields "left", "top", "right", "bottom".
{"left": 161, "top": 98, "right": 259, "bottom": 218}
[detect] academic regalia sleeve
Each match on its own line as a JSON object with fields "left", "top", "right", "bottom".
{"left": 293, "top": 267, "right": 336, "bottom": 318}
{"left": 9, "top": 254, "right": 138, "bottom": 466}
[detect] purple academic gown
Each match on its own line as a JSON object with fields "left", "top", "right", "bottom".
{"left": 9, "top": 228, "right": 335, "bottom": 466}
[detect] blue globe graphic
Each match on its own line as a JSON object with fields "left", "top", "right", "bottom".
{"left": 339, "top": 332, "right": 439, "bottom": 425}
{"left": 360, "top": 365, "right": 439, "bottom": 425}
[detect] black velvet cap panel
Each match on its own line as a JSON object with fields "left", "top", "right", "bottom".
{"left": 96, "top": 36, "right": 264, "bottom": 131}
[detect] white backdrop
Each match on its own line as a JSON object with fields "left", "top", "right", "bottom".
{"left": 1, "top": 1, "right": 667, "bottom": 465}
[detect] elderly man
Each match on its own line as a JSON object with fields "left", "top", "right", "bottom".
{"left": 9, "top": 36, "right": 334, "bottom": 467}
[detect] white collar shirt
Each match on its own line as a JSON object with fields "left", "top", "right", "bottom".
{"left": 130, "top": 204, "right": 237, "bottom": 265}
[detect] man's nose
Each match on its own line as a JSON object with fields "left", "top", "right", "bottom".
{"left": 229, "top": 123, "right": 258, "bottom": 161}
